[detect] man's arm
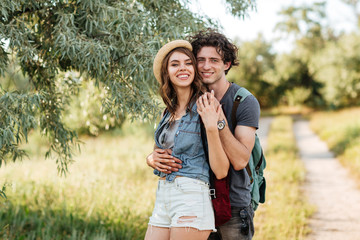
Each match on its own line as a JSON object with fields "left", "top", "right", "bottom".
{"left": 218, "top": 120, "right": 256, "bottom": 171}
{"left": 146, "top": 147, "right": 182, "bottom": 174}
{"left": 146, "top": 108, "right": 182, "bottom": 174}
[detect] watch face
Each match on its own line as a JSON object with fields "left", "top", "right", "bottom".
{"left": 217, "top": 120, "right": 225, "bottom": 130}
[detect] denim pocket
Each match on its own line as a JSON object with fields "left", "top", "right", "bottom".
{"left": 176, "top": 177, "right": 204, "bottom": 193}
{"left": 174, "top": 129, "right": 201, "bottom": 157}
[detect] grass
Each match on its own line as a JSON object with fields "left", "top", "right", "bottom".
{"left": 254, "top": 116, "right": 314, "bottom": 240}
{"left": 0, "top": 121, "right": 158, "bottom": 240}
{"left": 1, "top": 116, "right": 315, "bottom": 239}
{"left": 309, "top": 107, "right": 360, "bottom": 185}
{"left": 261, "top": 105, "right": 314, "bottom": 117}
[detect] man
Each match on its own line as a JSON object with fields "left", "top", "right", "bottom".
{"left": 147, "top": 29, "right": 260, "bottom": 240}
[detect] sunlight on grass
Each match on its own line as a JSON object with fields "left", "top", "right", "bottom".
{"left": 254, "top": 116, "right": 314, "bottom": 240}
{"left": 0, "top": 121, "right": 157, "bottom": 239}
{"left": 0, "top": 116, "right": 318, "bottom": 239}
{"left": 310, "top": 107, "right": 360, "bottom": 186}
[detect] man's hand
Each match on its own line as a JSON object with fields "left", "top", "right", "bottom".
{"left": 146, "top": 148, "right": 182, "bottom": 174}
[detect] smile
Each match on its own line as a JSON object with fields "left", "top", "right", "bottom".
{"left": 177, "top": 74, "right": 190, "bottom": 79}
{"left": 201, "top": 72, "right": 213, "bottom": 77}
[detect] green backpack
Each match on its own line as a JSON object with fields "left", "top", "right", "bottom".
{"left": 231, "top": 87, "right": 266, "bottom": 211}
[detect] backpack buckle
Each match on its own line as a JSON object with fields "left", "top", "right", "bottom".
{"left": 209, "top": 188, "right": 216, "bottom": 199}
{"left": 235, "top": 95, "right": 242, "bottom": 102}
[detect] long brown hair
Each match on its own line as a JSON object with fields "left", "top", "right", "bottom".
{"left": 159, "top": 47, "right": 206, "bottom": 120}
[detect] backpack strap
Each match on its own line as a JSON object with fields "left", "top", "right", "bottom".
{"left": 231, "top": 87, "right": 254, "bottom": 184}
{"left": 231, "top": 95, "right": 241, "bottom": 131}
{"left": 231, "top": 87, "right": 252, "bottom": 130}
{"left": 256, "top": 150, "right": 264, "bottom": 171}
{"left": 233, "top": 87, "right": 252, "bottom": 102}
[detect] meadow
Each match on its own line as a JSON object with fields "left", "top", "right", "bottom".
{"left": 254, "top": 116, "right": 313, "bottom": 240}
{"left": 0, "top": 121, "right": 158, "bottom": 239}
{"left": 310, "top": 107, "right": 360, "bottom": 185}
{"left": 1, "top": 116, "right": 313, "bottom": 239}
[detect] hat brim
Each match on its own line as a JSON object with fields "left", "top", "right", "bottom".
{"left": 153, "top": 40, "right": 193, "bottom": 84}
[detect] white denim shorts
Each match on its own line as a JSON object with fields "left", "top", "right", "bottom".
{"left": 148, "top": 177, "right": 216, "bottom": 231}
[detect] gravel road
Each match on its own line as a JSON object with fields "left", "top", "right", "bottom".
{"left": 294, "top": 120, "right": 360, "bottom": 240}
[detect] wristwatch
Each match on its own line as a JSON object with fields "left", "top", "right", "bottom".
{"left": 217, "top": 120, "right": 226, "bottom": 130}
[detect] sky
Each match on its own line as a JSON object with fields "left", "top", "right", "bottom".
{"left": 190, "top": 0, "right": 357, "bottom": 53}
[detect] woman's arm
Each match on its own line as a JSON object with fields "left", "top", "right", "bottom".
{"left": 197, "top": 90, "right": 230, "bottom": 179}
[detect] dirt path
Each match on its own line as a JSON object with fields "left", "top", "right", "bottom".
{"left": 257, "top": 117, "right": 273, "bottom": 151}
{"left": 293, "top": 120, "right": 360, "bottom": 240}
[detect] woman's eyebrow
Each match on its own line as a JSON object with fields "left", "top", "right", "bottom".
{"left": 169, "top": 58, "right": 191, "bottom": 62}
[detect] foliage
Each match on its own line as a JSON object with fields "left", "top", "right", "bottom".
{"left": 274, "top": 2, "right": 330, "bottom": 107}
{"left": 0, "top": 54, "right": 31, "bottom": 92}
{"left": 62, "top": 74, "right": 126, "bottom": 136}
{"left": 228, "top": 35, "right": 276, "bottom": 108}
{"left": 224, "top": 0, "right": 359, "bottom": 110}
{"left": 0, "top": 87, "right": 44, "bottom": 165}
{"left": 275, "top": 1, "right": 328, "bottom": 53}
{"left": 224, "top": 0, "right": 256, "bottom": 18}
{"left": 285, "top": 87, "right": 312, "bottom": 107}
{"left": 229, "top": 1, "right": 332, "bottom": 108}
{"left": 310, "top": 33, "right": 360, "bottom": 108}
{"left": 0, "top": 0, "right": 255, "bottom": 171}
{"left": 272, "top": 53, "right": 324, "bottom": 107}
{"left": 254, "top": 116, "right": 313, "bottom": 240}
{"left": 0, "top": 184, "right": 6, "bottom": 199}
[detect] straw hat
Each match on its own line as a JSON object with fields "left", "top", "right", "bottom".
{"left": 153, "top": 40, "right": 193, "bottom": 84}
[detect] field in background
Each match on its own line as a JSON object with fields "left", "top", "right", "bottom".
{"left": 1, "top": 115, "right": 315, "bottom": 239}
{"left": 254, "top": 116, "right": 313, "bottom": 240}
{"left": 0, "top": 121, "right": 157, "bottom": 240}
{"left": 310, "top": 107, "right": 360, "bottom": 186}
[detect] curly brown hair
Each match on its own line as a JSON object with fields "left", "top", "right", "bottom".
{"left": 190, "top": 28, "right": 239, "bottom": 75}
{"left": 159, "top": 47, "right": 206, "bottom": 121}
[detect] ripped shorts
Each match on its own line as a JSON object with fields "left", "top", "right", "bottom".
{"left": 148, "top": 177, "right": 216, "bottom": 231}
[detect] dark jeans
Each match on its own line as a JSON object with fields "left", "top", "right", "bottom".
{"left": 208, "top": 205, "right": 254, "bottom": 240}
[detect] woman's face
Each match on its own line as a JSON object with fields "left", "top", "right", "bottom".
{"left": 167, "top": 51, "right": 195, "bottom": 89}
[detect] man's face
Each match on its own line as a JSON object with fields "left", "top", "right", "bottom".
{"left": 196, "top": 46, "right": 230, "bottom": 86}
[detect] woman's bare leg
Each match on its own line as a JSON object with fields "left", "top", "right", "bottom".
{"left": 144, "top": 225, "right": 170, "bottom": 240}
{"left": 170, "top": 227, "right": 211, "bottom": 240}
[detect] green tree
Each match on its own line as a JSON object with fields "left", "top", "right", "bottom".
{"left": 272, "top": 1, "right": 331, "bottom": 107}
{"left": 0, "top": 0, "right": 255, "bottom": 172}
{"left": 310, "top": 33, "right": 360, "bottom": 108}
{"left": 272, "top": 53, "right": 324, "bottom": 107}
{"left": 275, "top": 1, "right": 328, "bottom": 53}
{"left": 228, "top": 35, "right": 276, "bottom": 108}
{"left": 0, "top": 54, "right": 31, "bottom": 92}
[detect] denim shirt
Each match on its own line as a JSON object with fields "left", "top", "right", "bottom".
{"left": 154, "top": 103, "right": 210, "bottom": 184}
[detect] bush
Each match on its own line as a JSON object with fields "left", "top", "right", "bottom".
{"left": 62, "top": 74, "right": 126, "bottom": 136}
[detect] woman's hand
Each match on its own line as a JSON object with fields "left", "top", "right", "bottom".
{"left": 197, "top": 90, "right": 230, "bottom": 179}
{"left": 197, "top": 90, "right": 222, "bottom": 131}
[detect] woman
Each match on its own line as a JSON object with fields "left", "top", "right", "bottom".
{"left": 145, "top": 40, "right": 230, "bottom": 240}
